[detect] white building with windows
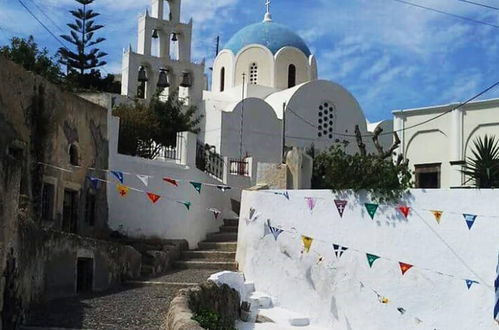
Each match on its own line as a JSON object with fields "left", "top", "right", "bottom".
{"left": 121, "top": 0, "right": 391, "bottom": 168}
{"left": 394, "top": 98, "right": 499, "bottom": 188}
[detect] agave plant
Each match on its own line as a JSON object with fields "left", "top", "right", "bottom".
{"left": 462, "top": 135, "right": 499, "bottom": 188}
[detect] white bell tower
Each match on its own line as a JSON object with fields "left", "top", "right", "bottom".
{"left": 121, "top": 0, "right": 205, "bottom": 105}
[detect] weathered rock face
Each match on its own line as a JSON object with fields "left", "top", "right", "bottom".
{"left": 165, "top": 280, "right": 241, "bottom": 330}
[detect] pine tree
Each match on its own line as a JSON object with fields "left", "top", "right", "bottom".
{"left": 59, "top": 0, "right": 107, "bottom": 74}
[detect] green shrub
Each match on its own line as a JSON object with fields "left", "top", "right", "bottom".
{"left": 192, "top": 310, "right": 236, "bottom": 330}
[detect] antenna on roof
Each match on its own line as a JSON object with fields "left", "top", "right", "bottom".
{"left": 264, "top": 0, "right": 272, "bottom": 22}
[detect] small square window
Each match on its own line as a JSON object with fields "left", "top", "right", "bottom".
{"left": 415, "top": 163, "right": 441, "bottom": 188}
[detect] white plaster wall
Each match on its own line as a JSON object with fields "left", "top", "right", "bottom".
{"left": 234, "top": 45, "right": 274, "bottom": 88}
{"left": 237, "top": 189, "right": 499, "bottom": 329}
{"left": 394, "top": 99, "right": 499, "bottom": 188}
{"left": 107, "top": 117, "right": 231, "bottom": 248}
{"left": 266, "top": 80, "right": 373, "bottom": 154}
{"left": 212, "top": 50, "right": 235, "bottom": 92}
{"left": 220, "top": 98, "right": 282, "bottom": 164}
{"left": 274, "top": 47, "right": 310, "bottom": 89}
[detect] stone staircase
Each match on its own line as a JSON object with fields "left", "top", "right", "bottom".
{"left": 175, "top": 218, "right": 238, "bottom": 271}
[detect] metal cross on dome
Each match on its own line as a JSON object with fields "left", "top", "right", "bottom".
{"left": 265, "top": 0, "right": 271, "bottom": 14}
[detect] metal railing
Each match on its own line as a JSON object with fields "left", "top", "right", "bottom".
{"left": 196, "top": 142, "right": 224, "bottom": 180}
{"left": 229, "top": 159, "right": 249, "bottom": 176}
{"left": 154, "top": 132, "right": 183, "bottom": 161}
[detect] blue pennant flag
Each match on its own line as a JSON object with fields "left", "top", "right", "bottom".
{"left": 274, "top": 191, "right": 290, "bottom": 200}
{"left": 494, "top": 254, "right": 499, "bottom": 323}
{"left": 266, "top": 220, "right": 284, "bottom": 241}
{"left": 463, "top": 214, "right": 477, "bottom": 230}
{"left": 332, "top": 244, "right": 348, "bottom": 258}
{"left": 465, "top": 279, "right": 478, "bottom": 290}
{"left": 87, "top": 176, "right": 100, "bottom": 190}
{"left": 111, "top": 170, "right": 124, "bottom": 184}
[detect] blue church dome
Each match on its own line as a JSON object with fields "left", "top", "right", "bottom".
{"left": 223, "top": 21, "right": 311, "bottom": 57}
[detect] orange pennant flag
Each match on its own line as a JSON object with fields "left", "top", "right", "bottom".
{"left": 399, "top": 262, "right": 413, "bottom": 275}
{"left": 398, "top": 206, "right": 410, "bottom": 218}
{"left": 147, "top": 192, "right": 161, "bottom": 204}
{"left": 431, "top": 210, "right": 443, "bottom": 224}
{"left": 301, "top": 235, "right": 313, "bottom": 253}
{"left": 116, "top": 184, "right": 129, "bottom": 197}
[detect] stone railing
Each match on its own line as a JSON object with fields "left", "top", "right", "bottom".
{"left": 164, "top": 281, "right": 240, "bottom": 330}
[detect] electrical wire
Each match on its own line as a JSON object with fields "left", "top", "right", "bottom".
{"left": 456, "top": 0, "right": 499, "bottom": 11}
{"left": 26, "top": 0, "right": 65, "bottom": 33}
{"left": 390, "top": 0, "right": 499, "bottom": 29}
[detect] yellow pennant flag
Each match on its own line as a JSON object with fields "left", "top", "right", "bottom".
{"left": 431, "top": 210, "right": 443, "bottom": 224}
{"left": 301, "top": 235, "right": 313, "bottom": 253}
{"left": 116, "top": 184, "right": 129, "bottom": 197}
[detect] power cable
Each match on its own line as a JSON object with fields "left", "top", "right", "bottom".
{"left": 456, "top": 0, "right": 499, "bottom": 11}
{"left": 17, "top": 0, "right": 68, "bottom": 49}
{"left": 26, "top": 0, "right": 65, "bottom": 33}
{"left": 390, "top": 0, "right": 499, "bottom": 29}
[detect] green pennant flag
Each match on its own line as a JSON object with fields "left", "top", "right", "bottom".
{"left": 190, "top": 182, "right": 202, "bottom": 194}
{"left": 365, "top": 203, "right": 379, "bottom": 220}
{"left": 366, "top": 253, "right": 380, "bottom": 268}
{"left": 178, "top": 201, "right": 191, "bottom": 210}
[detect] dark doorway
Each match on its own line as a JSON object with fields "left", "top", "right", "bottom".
{"left": 76, "top": 258, "right": 93, "bottom": 293}
{"left": 63, "top": 189, "right": 78, "bottom": 233}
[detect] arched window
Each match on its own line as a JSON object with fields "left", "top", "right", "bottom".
{"left": 249, "top": 63, "right": 258, "bottom": 85}
{"left": 69, "top": 144, "right": 79, "bottom": 166}
{"left": 288, "top": 64, "right": 296, "bottom": 88}
{"left": 220, "top": 67, "right": 225, "bottom": 92}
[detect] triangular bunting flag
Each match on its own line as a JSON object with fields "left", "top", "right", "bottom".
{"left": 111, "top": 170, "right": 124, "bottom": 184}
{"left": 305, "top": 197, "right": 317, "bottom": 211}
{"left": 163, "top": 177, "right": 178, "bottom": 187}
{"left": 431, "top": 210, "right": 443, "bottom": 224}
{"left": 87, "top": 176, "right": 99, "bottom": 190}
{"left": 301, "top": 235, "right": 313, "bottom": 253}
{"left": 267, "top": 220, "right": 284, "bottom": 241}
{"left": 398, "top": 206, "right": 410, "bottom": 218}
{"left": 465, "top": 279, "right": 478, "bottom": 289}
{"left": 334, "top": 200, "right": 347, "bottom": 218}
{"left": 332, "top": 243, "right": 349, "bottom": 258}
{"left": 116, "top": 184, "right": 129, "bottom": 197}
{"left": 399, "top": 262, "right": 413, "bottom": 275}
{"left": 190, "top": 182, "right": 202, "bottom": 194}
{"left": 366, "top": 253, "right": 380, "bottom": 268}
{"left": 208, "top": 208, "right": 221, "bottom": 219}
{"left": 177, "top": 201, "right": 191, "bottom": 210}
{"left": 137, "top": 174, "right": 149, "bottom": 186}
{"left": 274, "top": 191, "right": 290, "bottom": 200}
{"left": 217, "top": 185, "right": 231, "bottom": 192}
{"left": 365, "top": 203, "right": 379, "bottom": 220}
{"left": 463, "top": 214, "right": 477, "bottom": 230}
{"left": 146, "top": 192, "right": 161, "bottom": 204}
{"left": 249, "top": 208, "right": 256, "bottom": 219}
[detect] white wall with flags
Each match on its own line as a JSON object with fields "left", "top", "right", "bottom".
{"left": 236, "top": 189, "right": 499, "bottom": 329}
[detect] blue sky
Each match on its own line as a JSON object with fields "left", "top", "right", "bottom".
{"left": 1, "top": 0, "right": 499, "bottom": 121}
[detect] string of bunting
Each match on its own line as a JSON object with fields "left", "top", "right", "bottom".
{"left": 261, "top": 190, "right": 497, "bottom": 229}
{"left": 247, "top": 207, "right": 489, "bottom": 291}
{"left": 38, "top": 162, "right": 233, "bottom": 193}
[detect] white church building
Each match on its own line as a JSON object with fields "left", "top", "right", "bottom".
{"left": 120, "top": 0, "right": 392, "bottom": 168}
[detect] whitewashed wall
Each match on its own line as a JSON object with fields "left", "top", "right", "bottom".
{"left": 237, "top": 189, "right": 499, "bottom": 329}
{"left": 108, "top": 117, "right": 234, "bottom": 248}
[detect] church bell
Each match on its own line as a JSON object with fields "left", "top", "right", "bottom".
{"left": 137, "top": 66, "right": 148, "bottom": 82}
{"left": 180, "top": 71, "right": 192, "bottom": 88}
{"left": 152, "top": 29, "right": 159, "bottom": 39}
{"left": 157, "top": 68, "right": 170, "bottom": 88}
{"left": 171, "top": 32, "right": 178, "bottom": 42}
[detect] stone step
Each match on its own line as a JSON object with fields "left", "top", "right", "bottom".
{"left": 224, "top": 218, "right": 239, "bottom": 227}
{"left": 257, "top": 307, "right": 310, "bottom": 327}
{"left": 205, "top": 232, "right": 238, "bottom": 242}
{"left": 249, "top": 291, "right": 273, "bottom": 309}
{"left": 219, "top": 225, "right": 239, "bottom": 233}
{"left": 197, "top": 241, "right": 237, "bottom": 252}
{"left": 183, "top": 250, "right": 236, "bottom": 261}
{"left": 174, "top": 260, "right": 237, "bottom": 271}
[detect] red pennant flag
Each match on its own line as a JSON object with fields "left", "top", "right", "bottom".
{"left": 147, "top": 192, "right": 161, "bottom": 204}
{"left": 398, "top": 206, "right": 410, "bottom": 218}
{"left": 163, "top": 177, "right": 178, "bottom": 187}
{"left": 399, "top": 262, "right": 413, "bottom": 275}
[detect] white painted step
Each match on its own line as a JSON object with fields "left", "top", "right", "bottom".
{"left": 257, "top": 307, "right": 310, "bottom": 327}
{"left": 249, "top": 291, "right": 273, "bottom": 309}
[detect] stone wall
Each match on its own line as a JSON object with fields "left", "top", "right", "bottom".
{"left": 164, "top": 281, "right": 240, "bottom": 330}
{"left": 0, "top": 56, "right": 111, "bottom": 329}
